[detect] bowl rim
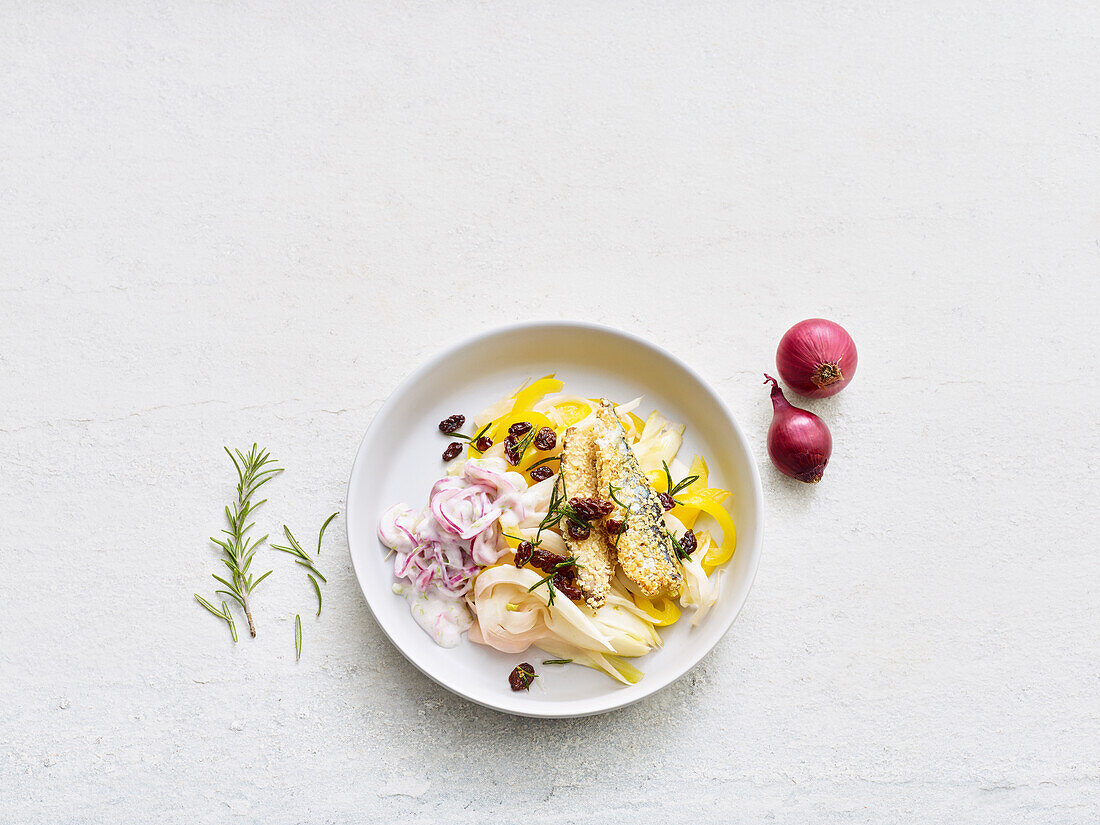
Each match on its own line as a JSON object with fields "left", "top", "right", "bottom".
{"left": 346, "top": 320, "right": 764, "bottom": 717}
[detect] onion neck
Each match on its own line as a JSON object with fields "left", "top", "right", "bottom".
{"left": 763, "top": 373, "right": 790, "bottom": 410}
{"left": 811, "top": 362, "right": 844, "bottom": 389}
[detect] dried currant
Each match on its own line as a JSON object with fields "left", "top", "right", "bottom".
{"left": 509, "top": 663, "right": 536, "bottom": 692}
{"left": 508, "top": 421, "right": 533, "bottom": 436}
{"left": 438, "top": 414, "right": 465, "bottom": 434}
{"left": 503, "top": 434, "right": 520, "bottom": 465}
{"left": 658, "top": 491, "right": 675, "bottom": 511}
{"left": 529, "top": 465, "right": 554, "bottom": 482}
{"left": 552, "top": 570, "right": 583, "bottom": 601}
{"left": 442, "top": 442, "right": 463, "bottom": 461}
{"left": 680, "top": 529, "right": 697, "bottom": 556}
{"left": 604, "top": 518, "right": 625, "bottom": 535}
{"left": 514, "top": 541, "right": 534, "bottom": 568}
{"left": 530, "top": 548, "right": 566, "bottom": 573}
{"left": 566, "top": 520, "right": 591, "bottom": 541}
{"left": 569, "top": 497, "right": 614, "bottom": 521}
{"left": 474, "top": 435, "right": 493, "bottom": 452}
{"left": 533, "top": 427, "right": 556, "bottom": 451}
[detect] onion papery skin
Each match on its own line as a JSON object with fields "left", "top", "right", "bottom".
{"left": 776, "top": 318, "right": 858, "bottom": 398}
{"left": 764, "top": 374, "right": 832, "bottom": 483}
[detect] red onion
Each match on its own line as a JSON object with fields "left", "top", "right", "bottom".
{"left": 764, "top": 374, "right": 832, "bottom": 483}
{"left": 776, "top": 318, "right": 858, "bottom": 398}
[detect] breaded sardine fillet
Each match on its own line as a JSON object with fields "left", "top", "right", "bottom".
{"left": 560, "top": 425, "right": 616, "bottom": 609}
{"left": 594, "top": 399, "right": 683, "bottom": 598}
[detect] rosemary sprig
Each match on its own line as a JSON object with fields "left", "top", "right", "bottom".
{"left": 449, "top": 421, "right": 493, "bottom": 444}
{"left": 662, "top": 461, "right": 700, "bottom": 505}
{"left": 514, "top": 428, "right": 538, "bottom": 463}
{"left": 526, "top": 556, "right": 576, "bottom": 606}
{"left": 294, "top": 614, "right": 302, "bottom": 660}
{"left": 271, "top": 512, "right": 338, "bottom": 616}
{"left": 535, "top": 478, "right": 568, "bottom": 544}
{"left": 199, "top": 444, "right": 282, "bottom": 639}
{"left": 670, "top": 532, "right": 692, "bottom": 561}
{"left": 542, "top": 659, "right": 573, "bottom": 665}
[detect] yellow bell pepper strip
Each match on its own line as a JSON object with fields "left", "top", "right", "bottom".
{"left": 463, "top": 419, "right": 497, "bottom": 460}
{"left": 647, "top": 455, "right": 735, "bottom": 572}
{"left": 549, "top": 399, "right": 592, "bottom": 429}
{"left": 677, "top": 487, "right": 730, "bottom": 526}
{"left": 663, "top": 455, "right": 721, "bottom": 528}
{"left": 630, "top": 593, "right": 681, "bottom": 626}
{"left": 467, "top": 410, "right": 555, "bottom": 463}
{"left": 499, "top": 532, "right": 524, "bottom": 551}
{"left": 511, "top": 375, "right": 563, "bottom": 413}
{"left": 675, "top": 490, "right": 736, "bottom": 573}
{"left": 486, "top": 410, "right": 555, "bottom": 447}
{"left": 469, "top": 375, "right": 564, "bottom": 460}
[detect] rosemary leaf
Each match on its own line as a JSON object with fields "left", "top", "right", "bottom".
{"left": 316, "top": 512, "right": 338, "bottom": 556}
{"left": 468, "top": 421, "right": 493, "bottom": 451}
{"left": 294, "top": 614, "right": 302, "bottom": 661}
{"left": 514, "top": 428, "right": 538, "bottom": 463}
{"left": 195, "top": 594, "right": 226, "bottom": 619}
{"left": 527, "top": 455, "right": 562, "bottom": 470}
{"left": 527, "top": 572, "right": 558, "bottom": 606}
{"left": 222, "top": 601, "right": 238, "bottom": 643}
{"left": 215, "top": 589, "right": 247, "bottom": 609}
{"left": 670, "top": 532, "right": 691, "bottom": 561}
{"left": 211, "top": 574, "right": 240, "bottom": 593}
{"left": 294, "top": 559, "right": 327, "bottom": 583}
{"left": 195, "top": 594, "right": 239, "bottom": 642}
{"left": 278, "top": 513, "right": 338, "bottom": 615}
{"left": 662, "top": 460, "right": 699, "bottom": 503}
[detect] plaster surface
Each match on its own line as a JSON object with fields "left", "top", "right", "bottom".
{"left": 2, "top": 2, "right": 1097, "bottom": 822}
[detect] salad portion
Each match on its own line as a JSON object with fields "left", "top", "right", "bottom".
{"left": 377, "top": 376, "right": 737, "bottom": 686}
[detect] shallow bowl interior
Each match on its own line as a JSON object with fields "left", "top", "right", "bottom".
{"left": 346, "top": 322, "right": 763, "bottom": 717}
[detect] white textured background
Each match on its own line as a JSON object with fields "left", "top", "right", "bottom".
{"left": 2, "top": 2, "right": 1098, "bottom": 822}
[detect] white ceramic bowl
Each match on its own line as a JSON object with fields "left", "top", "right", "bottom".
{"left": 346, "top": 322, "right": 763, "bottom": 717}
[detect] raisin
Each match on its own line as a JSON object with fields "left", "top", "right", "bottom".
{"left": 658, "top": 491, "right": 675, "bottom": 511}
{"left": 474, "top": 436, "right": 493, "bottom": 452}
{"left": 533, "top": 427, "right": 556, "bottom": 451}
{"left": 566, "top": 520, "right": 590, "bottom": 541}
{"left": 569, "top": 497, "right": 614, "bottom": 521}
{"left": 529, "top": 465, "right": 554, "bottom": 482}
{"left": 442, "top": 442, "right": 463, "bottom": 461}
{"left": 514, "top": 541, "right": 534, "bottom": 568}
{"left": 509, "top": 663, "right": 536, "bottom": 691}
{"left": 530, "top": 548, "right": 566, "bottom": 573}
{"left": 604, "top": 518, "right": 625, "bottom": 535}
{"left": 503, "top": 434, "right": 520, "bottom": 466}
{"left": 508, "top": 421, "right": 533, "bottom": 436}
{"left": 552, "top": 570, "right": 584, "bottom": 601}
{"left": 438, "top": 414, "right": 465, "bottom": 434}
{"left": 680, "top": 529, "right": 697, "bottom": 556}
